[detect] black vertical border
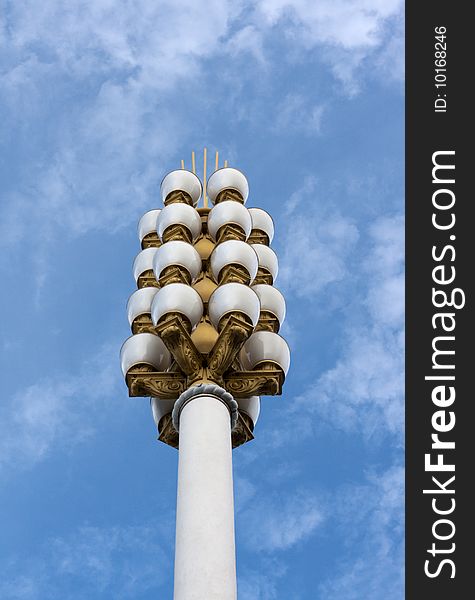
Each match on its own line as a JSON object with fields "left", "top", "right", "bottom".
{"left": 406, "top": 4, "right": 471, "bottom": 599}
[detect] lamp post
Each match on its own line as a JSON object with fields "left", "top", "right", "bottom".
{"left": 120, "top": 152, "right": 290, "bottom": 600}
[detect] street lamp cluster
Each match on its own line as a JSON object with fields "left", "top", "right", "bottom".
{"left": 121, "top": 165, "right": 290, "bottom": 449}
{"left": 120, "top": 160, "right": 290, "bottom": 599}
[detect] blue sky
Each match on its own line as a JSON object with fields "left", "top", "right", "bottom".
{"left": 0, "top": 1, "right": 404, "bottom": 598}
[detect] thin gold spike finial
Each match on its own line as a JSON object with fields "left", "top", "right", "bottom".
{"left": 215, "top": 151, "right": 219, "bottom": 171}
{"left": 181, "top": 159, "right": 185, "bottom": 169}
{"left": 224, "top": 159, "right": 228, "bottom": 167}
{"left": 203, "top": 148, "right": 208, "bottom": 208}
{"left": 192, "top": 151, "right": 196, "bottom": 174}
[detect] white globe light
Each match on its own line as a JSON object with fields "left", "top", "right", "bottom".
{"left": 207, "top": 168, "right": 249, "bottom": 205}
{"left": 153, "top": 241, "right": 202, "bottom": 283}
{"left": 133, "top": 248, "right": 159, "bottom": 282}
{"left": 127, "top": 287, "right": 159, "bottom": 325}
{"left": 151, "top": 397, "right": 176, "bottom": 426}
{"left": 157, "top": 204, "right": 202, "bottom": 242}
{"left": 210, "top": 240, "right": 258, "bottom": 282}
{"left": 236, "top": 396, "right": 260, "bottom": 426}
{"left": 161, "top": 170, "right": 202, "bottom": 206}
{"left": 120, "top": 333, "right": 172, "bottom": 376}
{"left": 239, "top": 331, "right": 290, "bottom": 375}
{"left": 252, "top": 244, "right": 279, "bottom": 280}
{"left": 251, "top": 284, "right": 286, "bottom": 325}
{"left": 207, "top": 201, "right": 252, "bottom": 241}
{"left": 248, "top": 208, "right": 274, "bottom": 243}
{"left": 138, "top": 209, "right": 161, "bottom": 242}
{"left": 208, "top": 283, "right": 260, "bottom": 330}
{"left": 151, "top": 283, "right": 203, "bottom": 329}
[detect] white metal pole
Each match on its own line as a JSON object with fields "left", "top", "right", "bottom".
{"left": 172, "top": 385, "right": 238, "bottom": 600}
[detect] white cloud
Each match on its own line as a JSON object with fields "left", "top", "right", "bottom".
{"left": 238, "top": 562, "right": 288, "bottom": 600}
{"left": 0, "top": 342, "right": 120, "bottom": 474}
{"left": 320, "top": 464, "right": 404, "bottom": 599}
{"left": 240, "top": 488, "right": 324, "bottom": 552}
{"left": 227, "top": 24, "right": 266, "bottom": 64}
{"left": 273, "top": 94, "right": 325, "bottom": 134}
{"left": 287, "top": 213, "right": 404, "bottom": 441}
{"left": 0, "top": 523, "right": 170, "bottom": 599}
{"left": 51, "top": 524, "right": 169, "bottom": 595}
{"left": 0, "top": 0, "right": 403, "bottom": 261}
{"left": 279, "top": 176, "right": 360, "bottom": 297}
{"left": 255, "top": 0, "right": 404, "bottom": 94}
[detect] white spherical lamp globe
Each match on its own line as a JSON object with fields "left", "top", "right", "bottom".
{"left": 239, "top": 331, "right": 290, "bottom": 375}
{"left": 151, "top": 397, "right": 176, "bottom": 426}
{"left": 151, "top": 283, "right": 203, "bottom": 330}
{"left": 251, "top": 284, "right": 286, "bottom": 325}
{"left": 127, "top": 287, "right": 159, "bottom": 325}
{"left": 252, "top": 244, "right": 279, "bottom": 281}
{"left": 248, "top": 208, "right": 274, "bottom": 243}
{"left": 152, "top": 241, "right": 202, "bottom": 283}
{"left": 160, "top": 169, "right": 202, "bottom": 206}
{"left": 133, "top": 248, "right": 158, "bottom": 282}
{"left": 157, "top": 204, "right": 202, "bottom": 242}
{"left": 207, "top": 168, "right": 249, "bottom": 205}
{"left": 236, "top": 396, "right": 261, "bottom": 426}
{"left": 210, "top": 240, "right": 258, "bottom": 283}
{"left": 207, "top": 201, "right": 252, "bottom": 241}
{"left": 138, "top": 209, "right": 161, "bottom": 242}
{"left": 208, "top": 283, "right": 260, "bottom": 330}
{"left": 120, "top": 333, "right": 172, "bottom": 376}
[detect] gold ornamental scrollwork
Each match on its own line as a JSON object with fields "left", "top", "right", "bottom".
{"left": 224, "top": 369, "right": 284, "bottom": 397}
{"left": 155, "top": 314, "right": 203, "bottom": 377}
{"left": 127, "top": 370, "right": 187, "bottom": 399}
{"left": 207, "top": 315, "right": 254, "bottom": 378}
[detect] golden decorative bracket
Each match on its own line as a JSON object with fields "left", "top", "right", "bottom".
{"left": 127, "top": 369, "right": 187, "bottom": 399}
{"left": 155, "top": 314, "right": 204, "bottom": 376}
{"left": 224, "top": 368, "right": 284, "bottom": 397}
{"left": 137, "top": 269, "right": 159, "bottom": 289}
{"left": 207, "top": 314, "right": 254, "bottom": 379}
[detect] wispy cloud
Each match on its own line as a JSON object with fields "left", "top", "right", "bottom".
{"left": 279, "top": 176, "right": 360, "bottom": 298}
{"left": 0, "top": 523, "right": 170, "bottom": 599}
{"left": 0, "top": 342, "right": 121, "bottom": 474}
{"left": 289, "top": 214, "right": 404, "bottom": 441}
{"left": 272, "top": 94, "right": 325, "bottom": 135}
{"left": 239, "top": 487, "right": 324, "bottom": 552}
{"left": 238, "top": 560, "right": 288, "bottom": 600}
{"left": 320, "top": 464, "right": 404, "bottom": 599}
{"left": 255, "top": 0, "right": 404, "bottom": 95}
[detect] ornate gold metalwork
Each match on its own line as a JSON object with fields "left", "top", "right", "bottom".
{"left": 231, "top": 412, "right": 255, "bottom": 448}
{"left": 247, "top": 230, "right": 269, "bottom": 245}
{"left": 158, "top": 414, "right": 179, "bottom": 448}
{"left": 137, "top": 269, "right": 159, "bottom": 289}
{"left": 216, "top": 223, "right": 247, "bottom": 244}
{"left": 216, "top": 189, "right": 244, "bottom": 204}
{"left": 219, "top": 264, "right": 251, "bottom": 285}
{"left": 208, "top": 314, "right": 254, "bottom": 378}
{"left": 164, "top": 190, "right": 194, "bottom": 206}
{"left": 131, "top": 314, "right": 156, "bottom": 334}
{"left": 224, "top": 368, "right": 284, "bottom": 396}
{"left": 127, "top": 368, "right": 187, "bottom": 399}
{"left": 155, "top": 314, "right": 203, "bottom": 377}
{"left": 141, "top": 232, "right": 162, "bottom": 249}
{"left": 158, "top": 265, "right": 192, "bottom": 286}
{"left": 156, "top": 402, "right": 254, "bottom": 450}
{"left": 162, "top": 223, "right": 193, "bottom": 244}
{"left": 254, "top": 310, "right": 280, "bottom": 333}
{"left": 252, "top": 267, "right": 273, "bottom": 285}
